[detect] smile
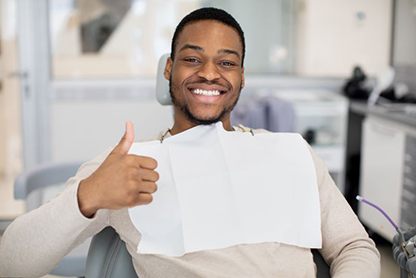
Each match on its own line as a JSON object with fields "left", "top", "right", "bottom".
{"left": 191, "top": 89, "right": 221, "bottom": 96}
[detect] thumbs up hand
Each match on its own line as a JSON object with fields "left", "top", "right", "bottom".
{"left": 77, "top": 122, "right": 159, "bottom": 218}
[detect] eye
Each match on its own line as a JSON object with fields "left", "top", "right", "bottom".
{"left": 219, "top": 60, "right": 237, "bottom": 68}
{"left": 183, "top": 57, "right": 201, "bottom": 64}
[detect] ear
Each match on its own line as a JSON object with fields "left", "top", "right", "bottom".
{"left": 241, "top": 67, "right": 245, "bottom": 88}
{"left": 164, "top": 57, "right": 173, "bottom": 80}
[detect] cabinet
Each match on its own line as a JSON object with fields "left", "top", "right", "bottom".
{"left": 359, "top": 116, "right": 416, "bottom": 241}
{"left": 272, "top": 90, "right": 348, "bottom": 192}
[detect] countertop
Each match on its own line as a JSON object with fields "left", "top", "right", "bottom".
{"left": 350, "top": 100, "right": 416, "bottom": 128}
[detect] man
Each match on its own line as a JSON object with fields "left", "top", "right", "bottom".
{"left": 0, "top": 7, "right": 380, "bottom": 277}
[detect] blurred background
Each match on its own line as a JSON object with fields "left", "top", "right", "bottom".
{"left": 1, "top": 0, "right": 415, "bottom": 276}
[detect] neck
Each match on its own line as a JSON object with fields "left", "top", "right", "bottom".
{"left": 170, "top": 114, "right": 233, "bottom": 135}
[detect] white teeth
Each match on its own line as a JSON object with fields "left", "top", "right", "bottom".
{"left": 192, "top": 89, "right": 221, "bottom": 96}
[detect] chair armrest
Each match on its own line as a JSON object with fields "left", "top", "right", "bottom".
{"left": 86, "top": 226, "right": 137, "bottom": 278}
{"left": 14, "top": 162, "right": 82, "bottom": 199}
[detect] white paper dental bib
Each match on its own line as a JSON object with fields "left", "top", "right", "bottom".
{"left": 128, "top": 122, "right": 321, "bottom": 256}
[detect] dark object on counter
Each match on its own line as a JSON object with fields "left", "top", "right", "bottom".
{"left": 399, "top": 94, "right": 416, "bottom": 103}
{"left": 343, "top": 66, "right": 371, "bottom": 100}
{"left": 303, "top": 129, "right": 316, "bottom": 145}
{"left": 380, "top": 87, "right": 397, "bottom": 101}
{"left": 380, "top": 88, "right": 416, "bottom": 103}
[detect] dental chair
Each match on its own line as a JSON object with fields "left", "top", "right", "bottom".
{"left": 86, "top": 226, "right": 137, "bottom": 277}
{"left": 14, "top": 161, "right": 88, "bottom": 277}
{"left": 84, "top": 54, "right": 331, "bottom": 278}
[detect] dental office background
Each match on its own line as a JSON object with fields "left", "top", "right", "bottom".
{"left": 0, "top": 0, "right": 415, "bottom": 262}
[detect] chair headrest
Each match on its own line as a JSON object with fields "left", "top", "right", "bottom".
{"left": 156, "top": 53, "right": 173, "bottom": 105}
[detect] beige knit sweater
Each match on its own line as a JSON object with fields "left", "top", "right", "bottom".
{"left": 0, "top": 128, "right": 380, "bottom": 277}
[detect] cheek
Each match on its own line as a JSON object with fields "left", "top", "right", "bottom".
{"left": 228, "top": 74, "right": 243, "bottom": 90}
{"left": 172, "top": 67, "right": 194, "bottom": 84}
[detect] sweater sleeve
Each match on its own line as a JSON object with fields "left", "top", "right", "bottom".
{"left": 0, "top": 152, "right": 110, "bottom": 277}
{"left": 311, "top": 150, "right": 381, "bottom": 278}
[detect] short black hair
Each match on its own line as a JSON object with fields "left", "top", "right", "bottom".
{"left": 170, "top": 7, "right": 245, "bottom": 66}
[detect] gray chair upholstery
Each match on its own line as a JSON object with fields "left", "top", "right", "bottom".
{"left": 86, "top": 226, "right": 137, "bottom": 278}
{"left": 155, "top": 53, "right": 172, "bottom": 106}
{"left": 14, "top": 161, "right": 89, "bottom": 277}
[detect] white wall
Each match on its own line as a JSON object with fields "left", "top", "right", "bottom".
{"left": 393, "top": 0, "right": 416, "bottom": 65}
{"left": 51, "top": 97, "right": 173, "bottom": 162}
{"left": 295, "top": 0, "right": 392, "bottom": 77}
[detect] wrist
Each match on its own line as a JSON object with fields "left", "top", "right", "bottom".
{"left": 77, "top": 178, "right": 100, "bottom": 218}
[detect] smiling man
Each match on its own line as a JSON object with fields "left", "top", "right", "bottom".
{"left": 0, "top": 7, "right": 380, "bottom": 278}
{"left": 166, "top": 16, "right": 245, "bottom": 133}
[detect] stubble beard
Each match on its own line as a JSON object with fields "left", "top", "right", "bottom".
{"left": 169, "top": 76, "right": 242, "bottom": 125}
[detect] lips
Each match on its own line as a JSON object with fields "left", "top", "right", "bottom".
{"left": 191, "top": 88, "right": 221, "bottom": 96}
{"left": 185, "top": 87, "right": 226, "bottom": 104}
{"left": 187, "top": 84, "right": 228, "bottom": 96}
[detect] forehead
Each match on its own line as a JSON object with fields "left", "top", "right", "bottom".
{"left": 175, "top": 20, "right": 243, "bottom": 54}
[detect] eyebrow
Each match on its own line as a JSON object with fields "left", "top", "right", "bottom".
{"left": 179, "top": 44, "right": 241, "bottom": 59}
{"left": 179, "top": 44, "right": 203, "bottom": 52}
{"left": 218, "top": 49, "right": 240, "bottom": 59}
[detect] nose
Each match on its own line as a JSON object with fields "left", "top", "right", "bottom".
{"left": 197, "top": 61, "right": 220, "bottom": 81}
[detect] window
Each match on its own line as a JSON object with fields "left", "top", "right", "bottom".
{"left": 49, "top": 0, "right": 295, "bottom": 79}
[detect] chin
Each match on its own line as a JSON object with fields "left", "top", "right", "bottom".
{"left": 191, "top": 115, "right": 222, "bottom": 125}
{"left": 187, "top": 110, "right": 225, "bottom": 125}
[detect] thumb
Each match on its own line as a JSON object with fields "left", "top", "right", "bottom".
{"left": 113, "top": 121, "right": 135, "bottom": 154}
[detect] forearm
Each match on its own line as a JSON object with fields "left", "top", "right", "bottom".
{"left": 329, "top": 238, "right": 380, "bottom": 278}
{"left": 0, "top": 178, "right": 108, "bottom": 277}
